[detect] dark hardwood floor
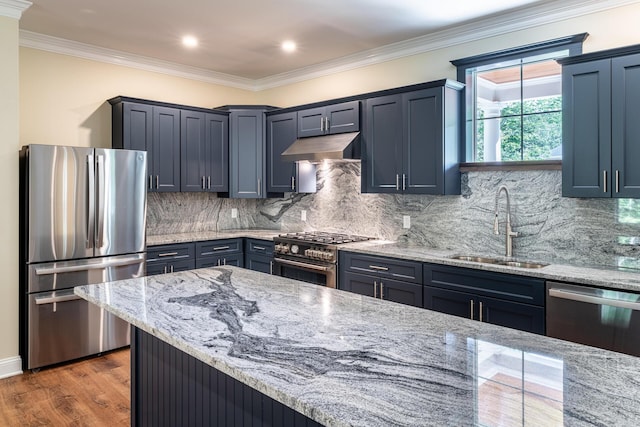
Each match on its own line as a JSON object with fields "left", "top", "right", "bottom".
{"left": 0, "top": 349, "right": 130, "bottom": 426}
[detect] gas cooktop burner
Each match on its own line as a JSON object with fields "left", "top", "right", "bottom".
{"left": 277, "top": 231, "right": 374, "bottom": 245}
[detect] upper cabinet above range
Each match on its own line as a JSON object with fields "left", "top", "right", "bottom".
{"left": 297, "top": 100, "right": 360, "bottom": 137}
{"left": 560, "top": 44, "right": 640, "bottom": 198}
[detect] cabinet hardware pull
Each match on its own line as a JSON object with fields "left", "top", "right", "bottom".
{"left": 325, "top": 117, "right": 330, "bottom": 132}
{"left": 380, "top": 282, "right": 384, "bottom": 300}
{"left": 470, "top": 300, "right": 474, "bottom": 320}
{"left": 156, "top": 175, "right": 159, "bottom": 189}
{"left": 223, "top": 258, "right": 227, "bottom": 266}
{"left": 616, "top": 170, "right": 620, "bottom": 193}
{"left": 253, "top": 246, "right": 266, "bottom": 251}
{"left": 603, "top": 170, "right": 607, "bottom": 193}
{"left": 208, "top": 176, "right": 211, "bottom": 189}
{"left": 258, "top": 178, "right": 261, "bottom": 196}
{"left": 402, "top": 174, "right": 406, "bottom": 191}
{"left": 479, "top": 301, "right": 483, "bottom": 322}
{"left": 291, "top": 176, "right": 295, "bottom": 190}
{"left": 369, "top": 265, "right": 389, "bottom": 271}
{"left": 217, "top": 259, "right": 221, "bottom": 266}
{"left": 158, "top": 252, "right": 178, "bottom": 257}
{"left": 163, "top": 266, "right": 167, "bottom": 274}
{"left": 170, "top": 265, "right": 174, "bottom": 273}
{"left": 396, "top": 174, "right": 400, "bottom": 190}
{"left": 148, "top": 175, "right": 152, "bottom": 190}
{"left": 202, "top": 176, "right": 205, "bottom": 189}
{"left": 213, "top": 246, "right": 230, "bottom": 251}
{"left": 374, "top": 281, "right": 377, "bottom": 298}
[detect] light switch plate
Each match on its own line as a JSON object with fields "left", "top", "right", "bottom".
{"left": 231, "top": 208, "right": 238, "bottom": 218}
{"left": 403, "top": 215, "right": 410, "bottom": 229}
{"left": 301, "top": 210, "right": 307, "bottom": 221}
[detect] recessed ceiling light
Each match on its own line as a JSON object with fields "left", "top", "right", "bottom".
{"left": 281, "top": 40, "right": 296, "bottom": 53}
{"left": 182, "top": 35, "right": 198, "bottom": 48}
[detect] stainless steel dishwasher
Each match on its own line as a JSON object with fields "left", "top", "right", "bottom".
{"left": 546, "top": 281, "right": 640, "bottom": 356}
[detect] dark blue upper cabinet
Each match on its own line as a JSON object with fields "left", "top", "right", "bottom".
{"left": 180, "top": 110, "right": 207, "bottom": 192}
{"left": 119, "top": 102, "right": 153, "bottom": 190}
{"left": 229, "top": 109, "right": 266, "bottom": 198}
{"left": 562, "top": 59, "right": 612, "bottom": 197}
{"left": 561, "top": 46, "right": 640, "bottom": 198}
{"left": 266, "top": 112, "right": 297, "bottom": 193}
{"left": 362, "top": 82, "right": 461, "bottom": 195}
{"left": 611, "top": 53, "right": 640, "bottom": 198}
{"left": 152, "top": 106, "right": 181, "bottom": 192}
{"left": 297, "top": 100, "right": 360, "bottom": 137}
{"left": 205, "top": 113, "right": 229, "bottom": 192}
{"left": 362, "top": 94, "right": 403, "bottom": 193}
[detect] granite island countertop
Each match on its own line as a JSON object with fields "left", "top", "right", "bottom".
{"left": 75, "top": 266, "right": 640, "bottom": 426}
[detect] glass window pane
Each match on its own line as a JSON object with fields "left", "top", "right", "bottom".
{"left": 523, "top": 60, "right": 562, "bottom": 114}
{"left": 522, "top": 112, "right": 562, "bottom": 160}
{"left": 500, "top": 116, "right": 523, "bottom": 161}
{"left": 477, "top": 64, "right": 522, "bottom": 119}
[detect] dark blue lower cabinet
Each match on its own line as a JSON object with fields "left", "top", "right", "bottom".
{"left": 131, "top": 327, "right": 322, "bottom": 427}
{"left": 424, "top": 285, "right": 545, "bottom": 335}
{"left": 196, "top": 254, "right": 244, "bottom": 269}
{"left": 245, "top": 254, "right": 273, "bottom": 274}
{"left": 340, "top": 271, "right": 423, "bottom": 308}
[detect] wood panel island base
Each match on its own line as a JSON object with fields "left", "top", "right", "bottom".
{"left": 75, "top": 267, "right": 640, "bottom": 426}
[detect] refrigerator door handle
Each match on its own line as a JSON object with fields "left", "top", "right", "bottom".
{"left": 35, "top": 256, "right": 145, "bottom": 276}
{"left": 87, "top": 154, "right": 95, "bottom": 249}
{"left": 96, "top": 154, "right": 105, "bottom": 248}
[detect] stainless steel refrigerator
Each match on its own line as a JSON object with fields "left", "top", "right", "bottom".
{"left": 19, "top": 144, "right": 147, "bottom": 370}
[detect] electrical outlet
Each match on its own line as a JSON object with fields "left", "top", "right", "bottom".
{"left": 231, "top": 208, "right": 238, "bottom": 219}
{"left": 403, "top": 215, "right": 410, "bottom": 229}
{"left": 301, "top": 210, "right": 307, "bottom": 221}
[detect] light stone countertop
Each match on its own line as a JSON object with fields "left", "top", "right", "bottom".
{"left": 146, "top": 230, "right": 640, "bottom": 292}
{"left": 339, "top": 240, "right": 640, "bottom": 292}
{"left": 146, "top": 229, "right": 280, "bottom": 246}
{"left": 76, "top": 266, "right": 640, "bottom": 427}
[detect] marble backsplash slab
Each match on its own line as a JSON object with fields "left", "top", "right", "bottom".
{"left": 147, "top": 162, "right": 640, "bottom": 268}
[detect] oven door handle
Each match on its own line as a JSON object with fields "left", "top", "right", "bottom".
{"left": 275, "top": 258, "right": 331, "bottom": 272}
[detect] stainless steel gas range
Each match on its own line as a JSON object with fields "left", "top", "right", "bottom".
{"left": 273, "top": 232, "right": 374, "bottom": 288}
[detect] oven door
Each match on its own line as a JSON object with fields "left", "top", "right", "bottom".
{"left": 273, "top": 257, "right": 336, "bottom": 288}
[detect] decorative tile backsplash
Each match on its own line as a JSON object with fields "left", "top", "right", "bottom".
{"left": 148, "top": 161, "right": 640, "bottom": 268}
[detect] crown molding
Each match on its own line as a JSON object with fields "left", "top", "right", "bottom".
{"left": 18, "top": 0, "right": 639, "bottom": 92}
{"left": 0, "top": 0, "right": 31, "bottom": 19}
{"left": 19, "top": 30, "right": 256, "bottom": 91}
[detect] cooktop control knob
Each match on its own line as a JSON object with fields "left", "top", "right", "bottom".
{"left": 290, "top": 244, "right": 299, "bottom": 254}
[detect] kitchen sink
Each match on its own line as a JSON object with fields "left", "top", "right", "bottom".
{"left": 449, "top": 255, "right": 548, "bottom": 269}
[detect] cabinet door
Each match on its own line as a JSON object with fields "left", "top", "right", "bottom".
{"left": 297, "top": 107, "right": 325, "bottom": 137}
{"left": 327, "top": 101, "right": 360, "bottom": 134}
{"left": 196, "top": 254, "right": 243, "bottom": 268}
{"left": 245, "top": 254, "right": 273, "bottom": 274}
{"left": 340, "top": 271, "right": 377, "bottom": 298}
{"left": 562, "top": 59, "right": 611, "bottom": 197}
{"left": 612, "top": 53, "right": 640, "bottom": 198}
{"left": 122, "top": 103, "right": 153, "bottom": 190}
{"left": 362, "top": 94, "right": 403, "bottom": 193}
{"left": 205, "top": 113, "right": 229, "bottom": 192}
{"left": 402, "top": 88, "right": 443, "bottom": 194}
{"left": 146, "top": 262, "right": 168, "bottom": 276}
{"left": 379, "top": 277, "right": 423, "bottom": 308}
{"left": 169, "top": 258, "right": 196, "bottom": 273}
{"left": 153, "top": 106, "right": 181, "bottom": 192}
{"left": 229, "top": 110, "right": 265, "bottom": 198}
{"left": 479, "top": 296, "right": 545, "bottom": 335}
{"left": 267, "top": 112, "right": 297, "bottom": 193}
{"left": 180, "top": 110, "right": 207, "bottom": 192}
{"left": 424, "top": 286, "right": 474, "bottom": 320}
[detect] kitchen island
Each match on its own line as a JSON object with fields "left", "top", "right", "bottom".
{"left": 75, "top": 266, "right": 640, "bottom": 426}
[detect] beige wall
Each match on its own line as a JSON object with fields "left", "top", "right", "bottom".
{"left": 255, "top": 2, "right": 640, "bottom": 107}
{"left": 1, "top": 15, "right": 20, "bottom": 361}
{"left": 3, "top": 2, "right": 640, "bottom": 363}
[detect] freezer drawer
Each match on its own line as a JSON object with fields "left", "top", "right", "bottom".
{"left": 28, "top": 289, "right": 130, "bottom": 369}
{"left": 546, "top": 281, "right": 640, "bottom": 356}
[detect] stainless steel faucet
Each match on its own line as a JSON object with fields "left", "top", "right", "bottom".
{"left": 494, "top": 185, "right": 518, "bottom": 257}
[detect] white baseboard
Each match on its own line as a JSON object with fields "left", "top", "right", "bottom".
{"left": 0, "top": 356, "right": 23, "bottom": 379}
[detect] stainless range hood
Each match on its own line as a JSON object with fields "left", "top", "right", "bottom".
{"left": 281, "top": 132, "right": 360, "bottom": 162}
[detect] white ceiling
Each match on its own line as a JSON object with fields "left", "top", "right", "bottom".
{"left": 16, "top": 0, "right": 637, "bottom": 89}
